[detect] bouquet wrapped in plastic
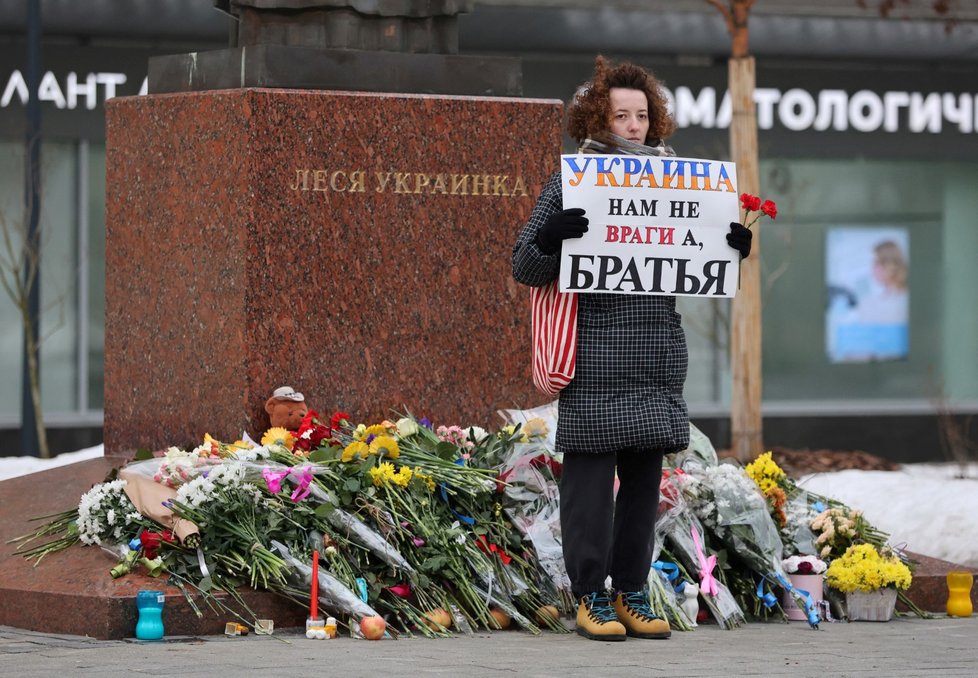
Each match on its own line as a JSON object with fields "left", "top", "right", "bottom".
{"left": 493, "top": 405, "right": 569, "bottom": 597}
{"left": 677, "top": 459, "right": 821, "bottom": 628}
{"left": 656, "top": 467, "right": 746, "bottom": 629}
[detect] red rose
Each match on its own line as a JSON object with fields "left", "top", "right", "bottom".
{"left": 139, "top": 529, "right": 173, "bottom": 559}
{"left": 796, "top": 560, "right": 813, "bottom": 574}
{"left": 760, "top": 200, "right": 778, "bottom": 220}
{"left": 740, "top": 193, "right": 761, "bottom": 212}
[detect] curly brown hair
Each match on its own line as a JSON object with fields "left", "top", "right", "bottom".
{"left": 566, "top": 55, "right": 676, "bottom": 146}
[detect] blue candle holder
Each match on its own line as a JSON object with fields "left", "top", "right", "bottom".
{"left": 135, "top": 590, "right": 165, "bottom": 640}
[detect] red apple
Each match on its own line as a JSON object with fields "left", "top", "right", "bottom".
{"left": 360, "top": 615, "right": 386, "bottom": 640}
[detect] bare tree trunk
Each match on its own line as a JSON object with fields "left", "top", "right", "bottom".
{"left": 25, "top": 323, "right": 49, "bottom": 458}
{"left": 728, "top": 56, "right": 762, "bottom": 461}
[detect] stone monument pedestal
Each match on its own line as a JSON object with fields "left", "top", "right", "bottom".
{"left": 0, "top": 88, "right": 561, "bottom": 639}
{"left": 103, "top": 88, "right": 560, "bottom": 454}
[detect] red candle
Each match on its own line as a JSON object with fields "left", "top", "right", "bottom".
{"left": 311, "top": 550, "right": 319, "bottom": 620}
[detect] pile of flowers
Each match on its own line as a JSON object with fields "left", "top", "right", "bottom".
{"left": 14, "top": 407, "right": 919, "bottom": 635}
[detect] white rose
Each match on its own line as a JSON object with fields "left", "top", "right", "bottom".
{"left": 396, "top": 417, "right": 419, "bottom": 438}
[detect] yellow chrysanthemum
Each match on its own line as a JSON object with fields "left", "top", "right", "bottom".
{"left": 342, "top": 441, "right": 369, "bottom": 462}
{"left": 369, "top": 461, "right": 397, "bottom": 487}
{"left": 261, "top": 427, "right": 295, "bottom": 449}
{"left": 369, "top": 435, "right": 400, "bottom": 459}
{"left": 745, "top": 451, "right": 786, "bottom": 487}
{"left": 391, "top": 466, "right": 413, "bottom": 488}
{"left": 825, "top": 543, "right": 912, "bottom": 592}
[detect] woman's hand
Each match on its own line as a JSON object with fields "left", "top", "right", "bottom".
{"left": 536, "top": 208, "right": 589, "bottom": 254}
{"left": 726, "top": 222, "right": 752, "bottom": 259}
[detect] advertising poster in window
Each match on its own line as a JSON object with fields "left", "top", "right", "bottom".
{"left": 826, "top": 227, "right": 909, "bottom": 363}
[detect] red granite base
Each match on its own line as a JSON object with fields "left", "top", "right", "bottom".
{"left": 104, "top": 89, "right": 563, "bottom": 456}
{"left": 2, "top": 461, "right": 974, "bottom": 638}
{"left": 0, "top": 460, "right": 305, "bottom": 639}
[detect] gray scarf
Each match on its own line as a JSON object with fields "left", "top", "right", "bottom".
{"left": 579, "top": 131, "right": 676, "bottom": 157}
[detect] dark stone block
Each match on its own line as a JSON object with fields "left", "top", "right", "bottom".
{"left": 148, "top": 46, "right": 522, "bottom": 96}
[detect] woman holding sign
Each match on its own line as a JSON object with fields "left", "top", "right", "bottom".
{"left": 512, "top": 56, "right": 753, "bottom": 642}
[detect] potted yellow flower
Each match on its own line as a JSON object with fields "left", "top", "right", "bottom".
{"left": 825, "top": 544, "right": 912, "bottom": 621}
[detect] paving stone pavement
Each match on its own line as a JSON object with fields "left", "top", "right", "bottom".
{"left": 2, "top": 615, "right": 976, "bottom": 677}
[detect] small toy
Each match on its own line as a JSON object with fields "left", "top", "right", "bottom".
{"left": 265, "top": 386, "right": 308, "bottom": 430}
{"left": 681, "top": 582, "right": 700, "bottom": 627}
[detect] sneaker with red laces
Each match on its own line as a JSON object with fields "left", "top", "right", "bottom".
{"left": 614, "top": 590, "right": 671, "bottom": 639}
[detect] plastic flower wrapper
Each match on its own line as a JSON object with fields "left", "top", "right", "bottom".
{"left": 472, "top": 582, "right": 540, "bottom": 634}
{"left": 645, "top": 562, "right": 695, "bottom": 631}
{"left": 497, "top": 401, "right": 559, "bottom": 452}
{"left": 269, "top": 539, "right": 383, "bottom": 624}
{"left": 743, "top": 451, "right": 835, "bottom": 557}
{"left": 779, "top": 489, "right": 836, "bottom": 556}
{"left": 236, "top": 455, "right": 419, "bottom": 576}
{"left": 491, "top": 434, "right": 569, "bottom": 597}
{"left": 681, "top": 423, "right": 720, "bottom": 468}
{"left": 657, "top": 468, "right": 746, "bottom": 629}
{"left": 680, "top": 462, "right": 820, "bottom": 628}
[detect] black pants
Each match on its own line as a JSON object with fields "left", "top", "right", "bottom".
{"left": 560, "top": 448, "right": 664, "bottom": 595}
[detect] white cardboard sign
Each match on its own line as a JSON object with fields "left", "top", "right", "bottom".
{"left": 558, "top": 154, "right": 741, "bottom": 297}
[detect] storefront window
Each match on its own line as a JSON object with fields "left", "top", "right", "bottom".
{"left": 759, "top": 158, "right": 948, "bottom": 401}
{"left": 680, "top": 158, "right": 977, "bottom": 407}
{"left": 0, "top": 139, "right": 106, "bottom": 421}
{"left": 37, "top": 141, "right": 80, "bottom": 413}
{"left": 87, "top": 143, "right": 106, "bottom": 410}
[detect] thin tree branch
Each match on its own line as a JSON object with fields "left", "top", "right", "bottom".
{"left": 705, "top": 0, "right": 735, "bottom": 34}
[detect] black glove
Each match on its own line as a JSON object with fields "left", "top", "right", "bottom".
{"left": 536, "top": 208, "right": 589, "bottom": 254}
{"left": 727, "top": 222, "right": 752, "bottom": 259}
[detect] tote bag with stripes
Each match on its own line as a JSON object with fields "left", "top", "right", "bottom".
{"left": 530, "top": 279, "right": 578, "bottom": 395}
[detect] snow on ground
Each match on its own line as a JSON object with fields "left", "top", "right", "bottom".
{"left": 798, "top": 464, "right": 978, "bottom": 568}
{"left": 3, "top": 447, "right": 977, "bottom": 567}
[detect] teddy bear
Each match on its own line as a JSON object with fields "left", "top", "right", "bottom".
{"left": 264, "top": 386, "right": 309, "bottom": 431}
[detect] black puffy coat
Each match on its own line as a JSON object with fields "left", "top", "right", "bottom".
{"left": 512, "top": 171, "right": 690, "bottom": 455}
